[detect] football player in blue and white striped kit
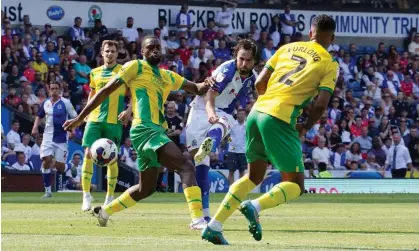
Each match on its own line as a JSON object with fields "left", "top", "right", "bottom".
{"left": 186, "top": 39, "right": 259, "bottom": 229}
{"left": 32, "top": 82, "right": 77, "bottom": 198}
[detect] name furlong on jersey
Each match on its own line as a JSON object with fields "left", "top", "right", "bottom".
{"left": 190, "top": 59, "right": 257, "bottom": 114}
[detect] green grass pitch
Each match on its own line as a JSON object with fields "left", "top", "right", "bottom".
{"left": 2, "top": 193, "right": 419, "bottom": 251}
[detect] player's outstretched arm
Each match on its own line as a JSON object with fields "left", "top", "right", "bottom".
{"left": 205, "top": 89, "right": 219, "bottom": 124}
{"left": 254, "top": 67, "right": 272, "bottom": 95}
{"left": 63, "top": 77, "right": 122, "bottom": 131}
{"left": 118, "top": 97, "right": 133, "bottom": 126}
{"left": 181, "top": 77, "right": 215, "bottom": 96}
{"left": 31, "top": 116, "right": 42, "bottom": 137}
{"left": 299, "top": 90, "right": 331, "bottom": 137}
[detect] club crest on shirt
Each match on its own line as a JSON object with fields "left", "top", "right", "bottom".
{"left": 192, "top": 139, "right": 197, "bottom": 147}
{"left": 216, "top": 72, "right": 225, "bottom": 82}
{"left": 57, "top": 104, "right": 62, "bottom": 109}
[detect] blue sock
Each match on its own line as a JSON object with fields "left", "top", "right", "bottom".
{"left": 196, "top": 164, "right": 210, "bottom": 218}
{"left": 207, "top": 127, "right": 223, "bottom": 153}
{"left": 41, "top": 168, "right": 51, "bottom": 192}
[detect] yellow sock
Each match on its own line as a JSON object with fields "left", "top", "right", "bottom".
{"left": 82, "top": 158, "right": 93, "bottom": 193}
{"left": 184, "top": 186, "right": 203, "bottom": 220}
{"left": 255, "top": 181, "right": 301, "bottom": 211}
{"left": 104, "top": 190, "right": 136, "bottom": 216}
{"left": 106, "top": 162, "right": 118, "bottom": 197}
{"left": 214, "top": 175, "right": 256, "bottom": 224}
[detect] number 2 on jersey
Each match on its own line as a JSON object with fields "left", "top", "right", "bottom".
{"left": 277, "top": 55, "right": 307, "bottom": 86}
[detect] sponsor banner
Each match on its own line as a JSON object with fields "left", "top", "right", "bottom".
{"left": 101, "top": 163, "right": 139, "bottom": 192}
{"left": 174, "top": 170, "right": 419, "bottom": 193}
{"left": 2, "top": 0, "right": 418, "bottom": 37}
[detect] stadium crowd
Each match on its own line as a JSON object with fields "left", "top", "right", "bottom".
{"left": 2, "top": 2, "right": 419, "bottom": 182}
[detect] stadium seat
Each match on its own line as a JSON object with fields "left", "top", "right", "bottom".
{"left": 7, "top": 155, "right": 17, "bottom": 166}
{"left": 396, "top": 47, "right": 404, "bottom": 54}
{"left": 30, "top": 155, "right": 42, "bottom": 172}
{"left": 347, "top": 172, "right": 383, "bottom": 179}
{"left": 365, "top": 46, "right": 375, "bottom": 54}
{"left": 341, "top": 44, "right": 349, "bottom": 52}
{"left": 356, "top": 45, "right": 366, "bottom": 54}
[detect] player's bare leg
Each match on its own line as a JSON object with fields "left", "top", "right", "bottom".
{"left": 92, "top": 142, "right": 204, "bottom": 227}
{"left": 158, "top": 143, "right": 206, "bottom": 229}
{"left": 202, "top": 159, "right": 267, "bottom": 245}
{"left": 93, "top": 167, "right": 159, "bottom": 226}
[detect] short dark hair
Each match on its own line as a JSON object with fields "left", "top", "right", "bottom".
{"left": 73, "top": 153, "right": 81, "bottom": 158}
{"left": 311, "top": 15, "right": 336, "bottom": 33}
{"left": 12, "top": 119, "right": 20, "bottom": 124}
{"left": 233, "top": 39, "right": 260, "bottom": 64}
{"left": 141, "top": 35, "right": 159, "bottom": 48}
{"left": 102, "top": 40, "right": 119, "bottom": 50}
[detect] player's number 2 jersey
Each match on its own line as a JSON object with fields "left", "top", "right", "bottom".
{"left": 254, "top": 41, "right": 339, "bottom": 126}
{"left": 88, "top": 64, "right": 126, "bottom": 124}
{"left": 116, "top": 59, "right": 186, "bottom": 129}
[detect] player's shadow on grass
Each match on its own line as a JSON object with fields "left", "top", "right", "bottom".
{"left": 225, "top": 229, "right": 419, "bottom": 235}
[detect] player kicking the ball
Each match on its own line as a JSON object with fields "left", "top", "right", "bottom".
{"left": 32, "top": 82, "right": 77, "bottom": 198}
{"left": 202, "top": 15, "right": 339, "bottom": 244}
{"left": 81, "top": 40, "right": 132, "bottom": 211}
{"left": 64, "top": 36, "right": 213, "bottom": 227}
{"left": 186, "top": 39, "right": 258, "bottom": 229}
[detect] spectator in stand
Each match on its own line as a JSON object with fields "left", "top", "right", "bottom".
{"left": 401, "top": 73, "right": 414, "bottom": 97}
{"left": 33, "top": 52, "right": 48, "bottom": 81}
{"left": 31, "top": 135, "right": 42, "bottom": 156}
{"left": 213, "top": 39, "right": 230, "bottom": 62}
{"left": 329, "top": 124, "right": 343, "bottom": 151}
{"left": 119, "top": 137, "right": 132, "bottom": 161}
{"left": 42, "top": 41, "right": 59, "bottom": 68}
{"left": 20, "top": 94, "right": 33, "bottom": 114}
{"left": 158, "top": 17, "right": 169, "bottom": 40}
{"left": 190, "top": 30, "right": 203, "bottom": 49}
{"left": 173, "top": 52, "right": 184, "bottom": 76}
{"left": 383, "top": 70, "right": 400, "bottom": 98}
{"left": 353, "top": 127, "right": 372, "bottom": 153}
{"left": 312, "top": 125, "right": 329, "bottom": 147}
{"left": 11, "top": 152, "right": 31, "bottom": 171}
{"left": 399, "top": 118, "right": 411, "bottom": 144}
{"left": 165, "top": 101, "right": 183, "bottom": 147}
{"left": 215, "top": 0, "right": 237, "bottom": 36}
{"left": 368, "top": 136, "right": 387, "bottom": 167}
{"left": 328, "top": 97, "right": 342, "bottom": 124}
{"left": 385, "top": 133, "right": 413, "bottom": 178}
{"left": 350, "top": 116, "right": 364, "bottom": 137}
{"left": 6, "top": 65, "right": 20, "bottom": 88}
{"left": 5, "top": 86, "right": 22, "bottom": 108}
{"left": 408, "top": 33, "right": 419, "bottom": 57}
{"left": 211, "top": 29, "right": 226, "bottom": 50}
{"left": 269, "top": 15, "right": 281, "bottom": 48}
{"left": 192, "top": 48, "right": 208, "bottom": 77}
{"left": 249, "top": 22, "right": 260, "bottom": 41}
{"left": 393, "top": 92, "right": 409, "bottom": 117}
{"left": 124, "top": 148, "right": 137, "bottom": 169}
{"left": 174, "top": 91, "right": 188, "bottom": 120}
{"left": 7, "top": 120, "right": 21, "bottom": 150}
{"left": 226, "top": 108, "right": 247, "bottom": 185}
{"left": 14, "top": 133, "right": 31, "bottom": 164}
{"left": 312, "top": 137, "right": 332, "bottom": 169}
{"left": 279, "top": 3, "right": 299, "bottom": 36}
{"left": 91, "top": 19, "right": 108, "bottom": 38}
{"left": 346, "top": 142, "right": 363, "bottom": 168}
{"left": 364, "top": 78, "right": 382, "bottom": 104}
{"left": 176, "top": 4, "right": 192, "bottom": 37}
{"left": 30, "top": 71, "right": 44, "bottom": 93}
{"left": 122, "top": 17, "right": 139, "bottom": 44}
{"left": 68, "top": 17, "right": 86, "bottom": 48}
{"left": 1, "top": 27, "right": 12, "bottom": 50}
{"left": 116, "top": 40, "right": 130, "bottom": 64}
{"left": 35, "top": 88, "right": 47, "bottom": 104}
{"left": 261, "top": 38, "right": 276, "bottom": 61}
{"left": 166, "top": 31, "right": 180, "bottom": 54}
{"left": 203, "top": 19, "right": 217, "bottom": 43}
{"left": 363, "top": 154, "right": 383, "bottom": 174}
{"left": 330, "top": 143, "right": 346, "bottom": 170}
{"left": 74, "top": 55, "right": 91, "bottom": 85}
{"left": 1, "top": 134, "right": 15, "bottom": 161}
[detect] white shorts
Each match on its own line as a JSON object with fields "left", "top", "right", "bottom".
{"left": 186, "top": 107, "right": 235, "bottom": 151}
{"left": 40, "top": 141, "right": 68, "bottom": 163}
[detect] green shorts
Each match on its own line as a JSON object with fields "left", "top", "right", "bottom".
{"left": 82, "top": 121, "right": 122, "bottom": 148}
{"left": 245, "top": 110, "right": 304, "bottom": 173}
{"left": 130, "top": 123, "right": 172, "bottom": 172}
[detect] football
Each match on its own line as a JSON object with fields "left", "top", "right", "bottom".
{"left": 90, "top": 138, "right": 118, "bottom": 167}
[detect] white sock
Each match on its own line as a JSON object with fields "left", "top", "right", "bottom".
{"left": 208, "top": 219, "right": 223, "bottom": 232}
{"left": 83, "top": 192, "right": 91, "bottom": 197}
{"left": 203, "top": 208, "right": 210, "bottom": 218}
{"left": 251, "top": 200, "right": 261, "bottom": 214}
{"left": 45, "top": 186, "right": 51, "bottom": 193}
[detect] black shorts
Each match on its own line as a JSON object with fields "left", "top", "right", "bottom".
{"left": 226, "top": 152, "right": 247, "bottom": 172}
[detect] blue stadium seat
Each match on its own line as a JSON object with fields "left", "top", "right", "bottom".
{"left": 365, "top": 46, "right": 375, "bottom": 54}
{"left": 341, "top": 44, "right": 349, "bottom": 52}
{"left": 356, "top": 45, "right": 366, "bottom": 54}
{"left": 347, "top": 172, "right": 383, "bottom": 179}
{"left": 7, "top": 155, "right": 17, "bottom": 166}
{"left": 396, "top": 47, "right": 405, "bottom": 54}
{"left": 30, "top": 155, "right": 42, "bottom": 172}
